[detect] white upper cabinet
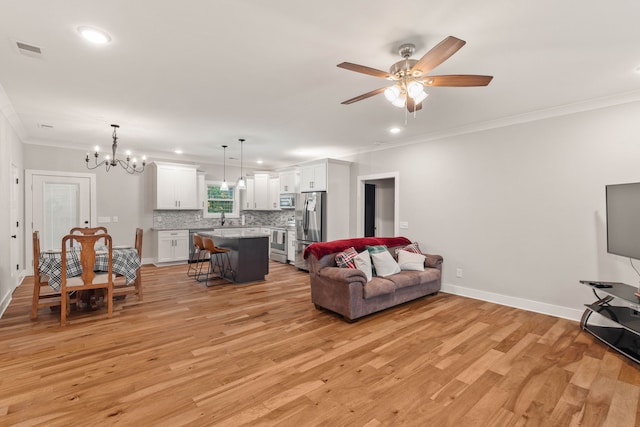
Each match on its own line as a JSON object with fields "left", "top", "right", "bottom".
{"left": 269, "top": 177, "right": 280, "bottom": 210}
{"left": 243, "top": 173, "right": 280, "bottom": 210}
{"left": 253, "top": 173, "right": 269, "bottom": 210}
{"left": 300, "top": 162, "right": 327, "bottom": 192}
{"left": 153, "top": 162, "right": 198, "bottom": 210}
{"left": 244, "top": 177, "right": 255, "bottom": 210}
{"left": 197, "top": 173, "right": 207, "bottom": 210}
{"left": 278, "top": 170, "right": 299, "bottom": 193}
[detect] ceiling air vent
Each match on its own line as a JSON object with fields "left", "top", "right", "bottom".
{"left": 16, "top": 41, "right": 42, "bottom": 58}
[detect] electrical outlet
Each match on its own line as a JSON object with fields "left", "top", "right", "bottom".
{"left": 456, "top": 268, "right": 463, "bottom": 278}
{"left": 98, "top": 216, "right": 111, "bottom": 223}
{"left": 400, "top": 221, "right": 409, "bottom": 229}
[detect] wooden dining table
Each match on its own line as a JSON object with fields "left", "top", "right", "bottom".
{"left": 39, "top": 246, "right": 141, "bottom": 291}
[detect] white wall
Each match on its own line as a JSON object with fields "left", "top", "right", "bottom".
{"left": 346, "top": 101, "right": 640, "bottom": 320}
{"left": 0, "top": 102, "right": 24, "bottom": 315}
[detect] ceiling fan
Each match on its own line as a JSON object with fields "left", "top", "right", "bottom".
{"left": 337, "top": 36, "right": 493, "bottom": 113}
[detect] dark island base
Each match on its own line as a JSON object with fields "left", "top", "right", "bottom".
{"left": 203, "top": 233, "right": 269, "bottom": 284}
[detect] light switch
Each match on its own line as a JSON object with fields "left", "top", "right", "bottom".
{"left": 112, "top": 216, "right": 119, "bottom": 223}
{"left": 400, "top": 221, "right": 409, "bottom": 229}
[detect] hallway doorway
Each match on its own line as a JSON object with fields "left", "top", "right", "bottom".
{"left": 357, "top": 172, "right": 399, "bottom": 237}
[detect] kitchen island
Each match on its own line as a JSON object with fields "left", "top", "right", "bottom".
{"left": 200, "top": 230, "right": 269, "bottom": 283}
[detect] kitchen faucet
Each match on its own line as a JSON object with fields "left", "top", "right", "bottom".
{"left": 220, "top": 211, "right": 225, "bottom": 226}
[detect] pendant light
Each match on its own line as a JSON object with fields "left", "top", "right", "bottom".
{"left": 237, "top": 138, "right": 246, "bottom": 190}
{"left": 220, "top": 145, "right": 229, "bottom": 191}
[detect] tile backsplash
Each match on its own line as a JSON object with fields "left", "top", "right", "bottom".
{"left": 153, "top": 210, "right": 293, "bottom": 230}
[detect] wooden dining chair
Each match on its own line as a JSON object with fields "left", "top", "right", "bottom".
{"left": 68, "top": 227, "right": 108, "bottom": 247}
{"left": 60, "top": 232, "right": 114, "bottom": 325}
{"left": 31, "top": 231, "right": 61, "bottom": 319}
{"left": 113, "top": 228, "right": 144, "bottom": 301}
{"left": 70, "top": 226, "right": 108, "bottom": 235}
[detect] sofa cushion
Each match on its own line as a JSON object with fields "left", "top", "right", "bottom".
{"left": 397, "top": 249, "right": 426, "bottom": 271}
{"left": 394, "top": 242, "right": 421, "bottom": 257}
{"left": 386, "top": 269, "right": 441, "bottom": 289}
{"left": 370, "top": 250, "right": 401, "bottom": 277}
{"left": 354, "top": 250, "right": 373, "bottom": 282}
{"left": 365, "top": 245, "right": 388, "bottom": 276}
{"left": 363, "top": 277, "right": 396, "bottom": 299}
{"left": 335, "top": 246, "right": 358, "bottom": 269}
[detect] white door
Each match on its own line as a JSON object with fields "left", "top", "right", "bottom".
{"left": 10, "top": 164, "right": 20, "bottom": 279}
{"left": 26, "top": 171, "right": 96, "bottom": 269}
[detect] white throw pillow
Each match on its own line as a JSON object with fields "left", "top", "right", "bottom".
{"left": 370, "top": 250, "right": 401, "bottom": 277}
{"left": 354, "top": 250, "right": 373, "bottom": 282}
{"left": 397, "top": 249, "right": 426, "bottom": 271}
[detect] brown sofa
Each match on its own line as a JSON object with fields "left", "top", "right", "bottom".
{"left": 305, "top": 237, "right": 443, "bottom": 322}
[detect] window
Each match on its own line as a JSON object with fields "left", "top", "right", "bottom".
{"left": 204, "top": 181, "right": 238, "bottom": 218}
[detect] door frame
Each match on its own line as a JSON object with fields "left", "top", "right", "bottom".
{"left": 356, "top": 172, "right": 399, "bottom": 237}
{"left": 10, "top": 163, "right": 20, "bottom": 280}
{"left": 24, "top": 170, "right": 97, "bottom": 272}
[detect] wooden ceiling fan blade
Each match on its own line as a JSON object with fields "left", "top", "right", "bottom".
{"left": 410, "top": 36, "right": 466, "bottom": 76}
{"left": 406, "top": 96, "right": 423, "bottom": 113}
{"left": 341, "top": 87, "right": 387, "bottom": 105}
{"left": 337, "top": 62, "right": 391, "bottom": 79}
{"left": 422, "top": 75, "right": 493, "bottom": 87}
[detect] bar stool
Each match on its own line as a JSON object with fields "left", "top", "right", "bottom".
{"left": 187, "top": 233, "right": 209, "bottom": 279}
{"left": 201, "top": 236, "right": 234, "bottom": 286}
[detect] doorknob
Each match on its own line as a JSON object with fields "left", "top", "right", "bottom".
{"left": 11, "top": 235, "right": 17, "bottom": 238}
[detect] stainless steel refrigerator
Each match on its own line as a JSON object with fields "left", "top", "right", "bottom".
{"left": 294, "top": 191, "right": 326, "bottom": 271}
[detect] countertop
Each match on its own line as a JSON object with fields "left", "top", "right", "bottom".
{"left": 200, "top": 230, "right": 270, "bottom": 239}
{"left": 152, "top": 225, "right": 284, "bottom": 231}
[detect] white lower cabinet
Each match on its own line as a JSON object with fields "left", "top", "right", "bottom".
{"left": 156, "top": 230, "right": 189, "bottom": 263}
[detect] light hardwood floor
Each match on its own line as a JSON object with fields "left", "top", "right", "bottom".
{"left": 1, "top": 261, "right": 639, "bottom": 426}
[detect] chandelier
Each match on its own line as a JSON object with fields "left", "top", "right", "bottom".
{"left": 85, "top": 124, "right": 146, "bottom": 174}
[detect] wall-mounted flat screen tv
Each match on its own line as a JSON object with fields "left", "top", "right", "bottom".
{"left": 606, "top": 182, "right": 640, "bottom": 260}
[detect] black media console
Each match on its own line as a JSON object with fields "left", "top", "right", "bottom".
{"left": 579, "top": 280, "right": 640, "bottom": 364}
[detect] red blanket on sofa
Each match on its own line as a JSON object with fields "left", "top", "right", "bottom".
{"left": 304, "top": 237, "right": 412, "bottom": 260}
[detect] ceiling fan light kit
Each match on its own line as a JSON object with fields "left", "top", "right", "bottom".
{"left": 338, "top": 36, "right": 493, "bottom": 114}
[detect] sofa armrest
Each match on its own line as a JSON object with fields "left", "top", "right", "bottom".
{"left": 424, "top": 254, "right": 443, "bottom": 269}
{"left": 317, "top": 266, "right": 367, "bottom": 285}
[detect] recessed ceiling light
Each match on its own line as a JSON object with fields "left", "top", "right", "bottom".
{"left": 389, "top": 127, "right": 402, "bottom": 134}
{"left": 174, "top": 149, "right": 183, "bottom": 154}
{"left": 78, "top": 26, "right": 111, "bottom": 44}
{"left": 257, "top": 160, "right": 263, "bottom": 164}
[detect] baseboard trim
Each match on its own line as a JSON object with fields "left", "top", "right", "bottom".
{"left": 0, "top": 290, "right": 12, "bottom": 319}
{"left": 441, "top": 282, "right": 584, "bottom": 322}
